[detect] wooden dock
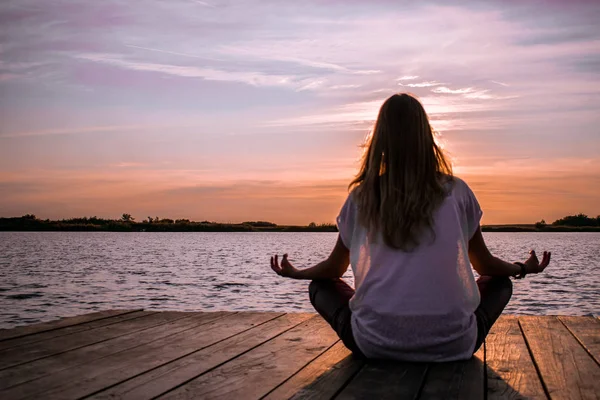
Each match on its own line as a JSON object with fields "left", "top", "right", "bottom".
{"left": 0, "top": 311, "right": 598, "bottom": 399}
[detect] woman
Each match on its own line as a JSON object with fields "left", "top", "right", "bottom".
{"left": 269, "top": 93, "right": 551, "bottom": 361}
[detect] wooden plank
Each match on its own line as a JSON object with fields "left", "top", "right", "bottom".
{"left": 0, "top": 311, "right": 228, "bottom": 390}
{"left": 4, "top": 313, "right": 596, "bottom": 400}
{"left": 520, "top": 316, "right": 600, "bottom": 400}
{"left": 0, "top": 309, "right": 141, "bottom": 341}
{"left": 484, "top": 316, "right": 546, "bottom": 400}
{"left": 157, "top": 315, "right": 339, "bottom": 399}
{"left": 90, "top": 313, "right": 313, "bottom": 400}
{"left": 0, "top": 310, "right": 150, "bottom": 351}
{"left": 268, "top": 341, "right": 364, "bottom": 400}
{"left": 558, "top": 316, "right": 600, "bottom": 365}
{"left": 0, "top": 311, "right": 185, "bottom": 370}
{"left": 3, "top": 312, "right": 281, "bottom": 400}
{"left": 418, "top": 348, "right": 483, "bottom": 400}
{"left": 335, "top": 360, "right": 428, "bottom": 400}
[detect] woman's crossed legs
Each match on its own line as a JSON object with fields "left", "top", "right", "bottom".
{"left": 309, "top": 276, "right": 513, "bottom": 358}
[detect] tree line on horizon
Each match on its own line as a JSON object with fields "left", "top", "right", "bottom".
{"left": 0, "top": 213, "right": 598, "bottom": 232}
{"left": 0, "top": 214, "right": 338, "bottom": 232}
{"left": 535, "top": 213, "right": 600, "bottom": 228}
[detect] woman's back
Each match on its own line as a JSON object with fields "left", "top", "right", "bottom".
{"left": 338, "top": 177, "right": 482, "bottom": 361}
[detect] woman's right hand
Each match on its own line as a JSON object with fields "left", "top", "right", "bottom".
{"left": 270, "top": 254, "right": 299, "bottom": 278}
{"left": 524, "top": 250, "right": 551, "bottom": 274}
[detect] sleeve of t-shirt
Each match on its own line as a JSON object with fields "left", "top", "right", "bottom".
{"left": 336, "top": 194, "right": 355, "bottom": 249}
{"left": 463, "top": 181, "right": 483, "bottom": 239}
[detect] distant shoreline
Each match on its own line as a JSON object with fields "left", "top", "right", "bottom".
{"left": 481, "top": 225, "right": 600, "bottom": 233}
{"left": 0, "top": 216, "right": 598, "bottom": 233}
{"left": 1, "top": 228, "right": 598, "bottom": 232}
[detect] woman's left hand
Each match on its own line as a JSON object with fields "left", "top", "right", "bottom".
{"left": 270, "top": 254, "right": 298, "bottom": 278}
{"left": 524, "top": 250, "right": 551, "bottom": 274}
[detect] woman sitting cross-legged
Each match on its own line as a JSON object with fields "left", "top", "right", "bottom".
{"left": 269, "top": 93, "right": 551, "bottom": 361}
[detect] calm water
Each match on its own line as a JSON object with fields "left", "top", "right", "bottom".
{"left": 0, "top": 232, "right": 598, "bottom": 329}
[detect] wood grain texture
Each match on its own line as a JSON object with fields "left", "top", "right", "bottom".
{"left": 0, "top": 310, "right": 150, "bottom": 352}
{"left": 418, "top": 351, "right": 484, "bottom": 400}
{"left": 267, "top": 341, "right": 364, "bottom": 400}
{"left": 335, "top": 360, "right": 428, "bottom": 400}
{"left": 89, "top": 313, "right": 312, "bottom": 400}
{"left": 483, "top": 316, "right": 547, "bottom": 400}
{"left": 0, "top": 309, "right": 141, "bottom": 342}
{"left": 558, "top": 316, "right": 600, "bottom": 365}
{"left": 0, "top": 311, "right": 187, "bottom": 370}
{"left": 2, "top": 312, "right": 276, "bottom": 400}
{"left": 520, "top": 315, "right": 600, "bottom": 400}
{"left": 157, "top": 315, "right": 339, "bottom": 400}
{"left": 0, "top": 311, "right": 223, "bottom": 390}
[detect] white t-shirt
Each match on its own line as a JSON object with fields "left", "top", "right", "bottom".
{"left": 336, "top": 177, "right": 482, "bottom": 361}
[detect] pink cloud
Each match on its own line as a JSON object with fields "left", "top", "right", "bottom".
{"left": 400, "top": 81, "right": 444, "bottom": 88}
{"left": 432, "top": 86, "right": 474, "bottom": 94}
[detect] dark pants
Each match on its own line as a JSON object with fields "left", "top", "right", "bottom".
{"left": 308, "top": 276, "right": 512, "bottom": 358}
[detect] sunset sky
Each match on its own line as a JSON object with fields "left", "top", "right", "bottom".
{"left": 1, "top": 0, "right": 599, "bottom": 225}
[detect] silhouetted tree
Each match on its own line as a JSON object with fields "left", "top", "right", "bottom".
{"left": 552, "top": 213, "right": 597, "bottom": 227}
{"left": 121, "top": 213, "right": 135, "bottom": 222}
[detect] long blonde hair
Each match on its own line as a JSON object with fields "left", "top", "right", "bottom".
{"left": 350, "top": 93, "right": 453, "bottom": 250}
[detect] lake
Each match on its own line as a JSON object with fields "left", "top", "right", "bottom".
{"left": 0, "top": 232, "right": 598, "bottom": 329}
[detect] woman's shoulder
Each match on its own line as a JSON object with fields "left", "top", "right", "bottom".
{"left": 447, "top": 177, "right": 481, "bottom": 214}
{"left": 446, "top": 175, "right": 470, "bottom": 190}
{"left": 347, "top": 185, "right": 361, "bottom": 203}
{"left": 444, "top": 175, "right": 476, "bottom": 201}
{"left": 339, "top": 187, "right": 359, "bottom": 213}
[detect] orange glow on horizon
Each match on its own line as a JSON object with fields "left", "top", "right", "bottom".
{"left": 1, "top": 155, "right": 598, "bottom": 226}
